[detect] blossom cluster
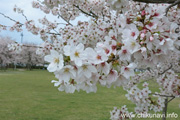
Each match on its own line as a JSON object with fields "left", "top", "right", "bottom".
{"left": 5, "top": 0, "right": 180, "bottom": 119}
{"left": 125, "top": 82, "right": 165, "bottom": 113}
{"left": 38, "top": 2, "right": 180, "bottom": 94}
{"left": 8, "top": 42, "right": 22, "bottom": 53}
{"left": 110, "top": 105, "right": 133, "bottom": 120}
{"left": 157, "top": 70, "right": 180, "bottom": 96}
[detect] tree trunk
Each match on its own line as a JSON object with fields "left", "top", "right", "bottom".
{"left": 14, "top": 63, "right": 16, "bottom": 70}
{"left": 162, "top": 97, "right": 168, "bottom": 120}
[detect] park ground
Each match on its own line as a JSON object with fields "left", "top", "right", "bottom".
{"left": 0, "top": 69, "right": 179, "bottom": 120}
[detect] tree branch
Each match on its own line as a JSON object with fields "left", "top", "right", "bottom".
{"left": 0, "top": 12, "right": 23, "bottom": 25}
{"left": 167, "top": 96, "right": 175, "bottom": 103}
{"left": 57, "top": 13, "right": 73, "bottom": 26}
{"left": 52, "top": 29, "right": 61, "bottom": 35}
{"left": 73, "top": 5, "right": 98, "bottom": 19}
{"left": 159, "top": 64, "right": 172, "bottom": 75}
{"left": 131, "top": 0, "right": 176, "bottom": 3}
{"left": 46, "top": 32, "right": 61, "bottom": 36}
{"left": 153, "top": 93, "right": 175, "bottom": 97}
{"left": 131, "top": 0, "right": 180, "bottom": 16}
{"left": 22, "top": 44, "right": 43, "bottom": 49}
{"left": 165, "top": 0, "right": 180, "bottom": 16}
{"left": 0, "top": 24, "right": 10, "bottom": 27}
{"left": 21, "top": 12, "right": 29, "bottom": 22}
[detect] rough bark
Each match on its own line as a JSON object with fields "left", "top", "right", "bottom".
{"left": 131, "top": 0, "right": 176, "bottom": 3}
{"left": 131, "top": 0, "right": 180, "bottom": 16}
{"left": 162, "top": 98, "right": 168, "bottom": 120}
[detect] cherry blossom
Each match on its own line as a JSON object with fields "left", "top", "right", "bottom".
{"left": 55, "top": 65, "right": 76, "bottom": 82}
{"left": 118, "top": 46, "right": 131, "bottom": 61}
{"left": 77, "top": 63, "right": 97, "bottom": 79}
{"left": 44, "top": 50, "right": 64, "bottom": 72}
{"left": 121, "top": 63, "right": 137, "bottom": 79}
{"left": 64, "top": 43, "right": 86, "bottom": 66}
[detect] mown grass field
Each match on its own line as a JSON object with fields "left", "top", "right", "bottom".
{"left": 0, "top": 69, "right": 179, "bottom": 120}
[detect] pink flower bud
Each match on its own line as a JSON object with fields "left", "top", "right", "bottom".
{"left": 150, "top": 36, "right": 154, "bottom": 42}
{"left": 140, "top": 33, "right": 145, "bottom": 38}
{"left": 140, "top": 41, "right": 144, "bottom": 44}
{"left": 141, "top": 10, "right": 146, "bottom": 16}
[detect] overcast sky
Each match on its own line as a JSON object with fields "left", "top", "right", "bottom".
{"left": 0, "top": 0, "right": 87, "bottom": 44}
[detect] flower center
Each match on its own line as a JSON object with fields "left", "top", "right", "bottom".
{"left": 131, "top": 42, "right": 136, "bottom": 47}
{"left": 122, "top": 49, "right": 127, "bottom": 54}
{"left": 111, "top": 45, "right": 116, "bottom": 50}
{"left": 64, "top": 68, "right": 69, "bottom": 73}
{"left": 148, "top": 22, "right": 154, "bottom": 27}
{"left": 110, "top": 70, "right": 114, "bottom": 75}
{"left": 74, "top": 51, "right": 79, "bottom": 57}
{"left": 54, "top": 58, "right": 59, "bottom": 63}
{"left": 96, "top": 55, "right": 102, "bottom": 60}
{"left": 101, "top": 62, "right": 105, "bottom": 67}
{"left": 82, "top": 65, "right": 87, "bottom": 70}
{"left": 131, "top": 32, "right": 135, "bottom": 37}
{"left": 111, "top": 35, "right": 117, "bottom": 40}
{"left": 124, "top": 67, "right": 129, "bottom": 71}
{"left": 105, "top": 49, "right": 110, "bottom": 54}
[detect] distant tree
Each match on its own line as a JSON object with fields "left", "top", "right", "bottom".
{"left": 0, "top": 36, "right": 16, "bottom": 70}
{"left": 18, "top": 43, "right": 44, "bottom": 70}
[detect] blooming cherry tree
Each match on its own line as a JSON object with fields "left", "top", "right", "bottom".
{"left": 1, "top": 0, "right": 180, "bottom": 119}
{"left": 0, "top": 36, "right": 16, "bottom": 69}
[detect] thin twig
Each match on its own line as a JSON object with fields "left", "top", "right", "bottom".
{"left": 159, "top": 64, "right": 172, "bottom": 75}
{"left": 53, "top": 29, "right": 61, "bottom": 35}
{"left": 22, "top": 44, "right": 43, "bottom": 49}
{"left": 165, "top": 0, "right": 180, "bottom": 16}
{"left": 58, "top": 13, "right": 73, "bottom": 26}
{"left": 153, "top": 93, "right": 175, "bottom": 97}
{"left": 57, "top": 23, "right": 67, "bottom": 25}
{"left": 0, "top": 12, "right": 23, "bottom": 25}
{"left": 21, "top": 12, "right": 29, "bottom": 22}
{"left": 0, "top": 24, "right": 10, "bottom": 27}
{"left": 73, "top": 5, "right": 98, "bottom": 18}
{"left": 167, "top": 96, "right": 175, "bottom": 103}
{"left": 47, "top": 32, "right": 61, "bottom": 36}
{"left": 90, "top": 10, "right": 98, "bottom": 18}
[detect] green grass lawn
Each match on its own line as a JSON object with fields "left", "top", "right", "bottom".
{"left": 0, "top": 69, "right": 179, "bottom": 120}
